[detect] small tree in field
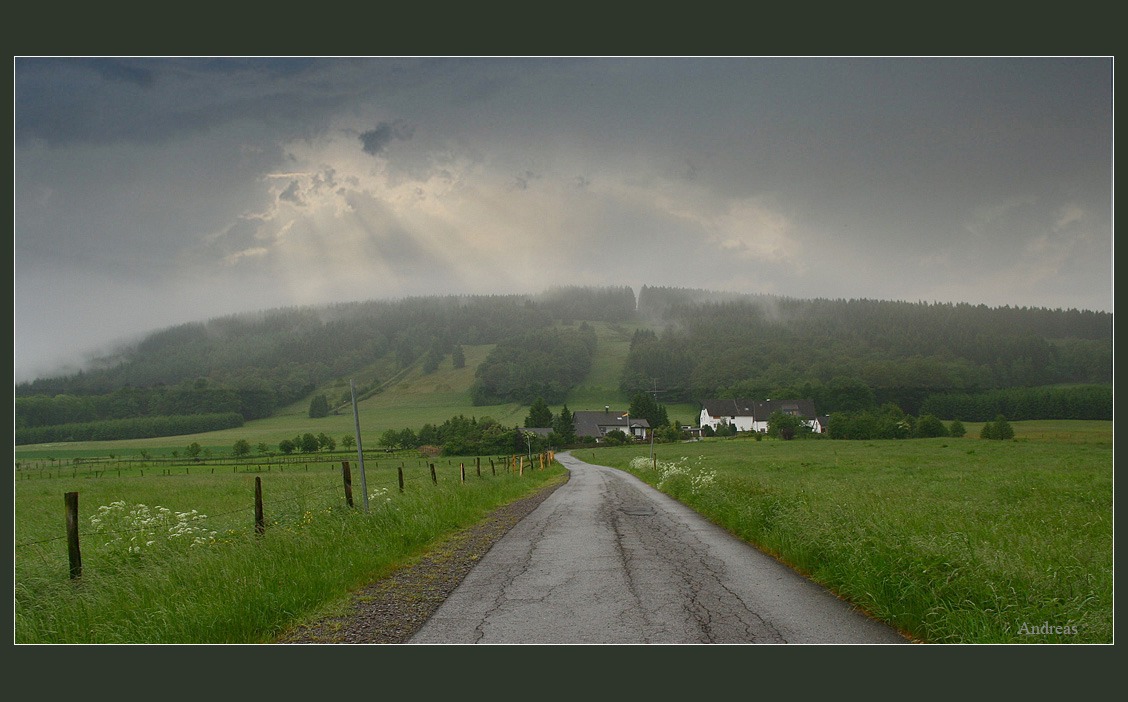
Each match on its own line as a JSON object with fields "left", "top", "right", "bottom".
{"left": 232, "top": 439, "right": 251, "bottom": 458}
{"left": 341, "top": 434, "right": 355, "bottom": 450}
{"left": 186, "top": 442, "right": 202, "bottom": 458}
{"left": 914, "top": 414, "right": 949, "bottom": 438}
{"left": 979, "top": 415, "right": 1014, "bottom": 440}
{"left": 300, "top": 433, "right": 320, "bottom": 453}
{"left": 378, "top": 429, "right": 400, "bottom": 450}
{"left": 309, "top": 394, "right": 329, "bottom": 418}
{"left": 279, "top": 439, "right": 296, "bottom": 455}
{"left": 992, "top": 415, "right": 1015, "bottom": 440}
{"left": 948, "top": 420, "right": 966, "bottom": 438}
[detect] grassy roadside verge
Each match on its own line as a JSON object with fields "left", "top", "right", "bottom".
{"left": 588, "top": 429, "right": 1112, "bottom": 643}
{"left": 15, "top": 458, "right": 567, "bottom": 644}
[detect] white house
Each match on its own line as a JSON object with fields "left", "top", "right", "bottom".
{"left": 699, "top": 398, "right": 821, "bottom": 434}
{"left": 572, "top": 408, "right": 651, "bottom": 441}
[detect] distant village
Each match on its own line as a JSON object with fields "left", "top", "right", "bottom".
{"left": 527, "top": 399, "right": 826, "bottom": 443}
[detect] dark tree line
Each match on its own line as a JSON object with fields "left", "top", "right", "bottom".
{"left": 534, "top": 286, "right": 637, "bottom": 323}
{"left": 14, "top": 286, "right": 1112, "bottom": 436}
{"left": 470, "top": 323, "right": 598, "bottom": 405}
{"left": 15, "top": 378, "right": 281, "bottom": 430}
{"left": 14, "top": 292, "right": 601, "bottom": 430}
{"left": 918, "top": 385, "right": 1112, "bottom": 422}
{"left": 623, "top": 288, "right": 1111, "bottom": 413}
{"left": 376, "top": 415, "right": 535, "bottom": 457}
{"left": 14, "top": 413, "right": 244, "bottom": 445}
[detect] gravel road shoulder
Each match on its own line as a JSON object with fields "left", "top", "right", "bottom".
{"left": 277, "top": 472, "right": 569, "bottom": 644}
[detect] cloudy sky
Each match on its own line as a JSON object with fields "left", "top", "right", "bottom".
{"left": 14, "top": 57, "right": 1113, "bottom": 382}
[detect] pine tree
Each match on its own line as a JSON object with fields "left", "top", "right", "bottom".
{"left": 554, "top": 404, "right": 576, "bottom": 444}
{"left": 308, "top": 394, "right": 329, "bottom": 418}
{"left": 993, "top": 414, "right": 1015, "bottom": 440}
{"left": 525, "top": 397, "right": 554, "bottom": 428}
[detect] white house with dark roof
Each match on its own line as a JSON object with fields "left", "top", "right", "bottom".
{"left": 572, "top": 408, "right": 650, "bottom": 441}
{"left": 699, "top": 398, "right": 821, "bottom": 433}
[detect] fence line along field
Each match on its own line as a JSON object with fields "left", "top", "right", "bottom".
{"left": 14, "top": 420, "right": 1112, "bottom": 644}
{"left": 14, "top": 449, "right": 565, "bottom": 644}
{"left": 589, "top": 421, "right": 1112, "bottom": 644}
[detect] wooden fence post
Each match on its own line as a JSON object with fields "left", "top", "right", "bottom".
{"left": 476, "top": 458, "right": 481, "bottom": 478}
{"left": 342, "top": 461, "right": 354, "bottom": 508}
{"left": 398, "top": 466, "right": 405, "bottom": 493}
{"left": 254, "top": 477, "right": 265, "bottom": 535}
{"left": 490, "top": 458, "right": 495, "bottom": 475}
{"left": 460, "top": 463, "right": 466, "bottom": 483}
{"left": 430, "top": 463, "right": 437, "bottom": 485}
{"left": 65, "top": 491, "right": 81, "bottom": 580}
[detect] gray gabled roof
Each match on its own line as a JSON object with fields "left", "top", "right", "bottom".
{"left": 572, "top": 410, "right": 651, "bottom": 438}
{"left": 754, "top": 399, "right": 817, "bottom": 420}
{"left": 701, "top": 398, "right": 818, "bottom": 421}
{"left": 700, "top": 399, "right": 756, "bottom": 418}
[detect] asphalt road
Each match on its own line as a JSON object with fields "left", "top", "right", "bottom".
{"left": 410, "top": 451, "right": 909, "bottom": 644}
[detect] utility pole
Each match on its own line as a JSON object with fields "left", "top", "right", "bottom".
{"left": 350, "top": 379, "right": 370, "bottom": 513}
{"left": 648, "top": 379, "right": 665, "bottom": 460}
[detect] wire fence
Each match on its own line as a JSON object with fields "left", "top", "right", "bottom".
{"left": 15, "top": 452, "right": 557, "bottom": 580}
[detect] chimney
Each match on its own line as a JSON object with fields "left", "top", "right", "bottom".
{"left": 605, "top": 405, "right": 609, "bottom": 414}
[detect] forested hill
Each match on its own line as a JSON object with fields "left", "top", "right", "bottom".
{"left": 14, "top": 284, "right": 1112, "bottom": 432}
{"left": 624, "top": 286, "right": 1111, "bottom": 412}
{"left": 13, "top": 288, "right": 636, "bottom": 430}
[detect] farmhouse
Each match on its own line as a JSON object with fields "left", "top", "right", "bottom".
{"left": 699, "top": 398, "right": 822, "bottom": 434}
{"left": 572, "top": 408, "right": 651, "bottom": 441}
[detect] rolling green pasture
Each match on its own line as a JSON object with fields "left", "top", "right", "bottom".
{"left": 591, "top": 422, "right": 1113, "bottom": 643}
{"left": 13, "top": 322, "right": 684, "bottom": 462}
{"left": 14, "top": 451, "right": 566, "bottom": 643}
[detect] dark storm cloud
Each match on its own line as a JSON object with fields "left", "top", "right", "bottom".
{"left": 278, "top": 180, "right": 304, "bottom": 205}
{"left": 85, "top": 57, "right": 156, "bottom": 87}
{"left": 359, "top": 120, "right": 416, "bottom": 156}
{"left": 510, "top": 170, "right": 541, "bottom": 191}
{"left": 13, "top": 57, "right": 412, "bottom": 146}
{"left": 12, "top": 57, "right": 1113, "bottom": 383}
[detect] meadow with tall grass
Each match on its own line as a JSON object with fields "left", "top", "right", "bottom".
{"left": 15, "top": 454, "right": 566, "bottom": 643}
{"left": 590, "top": 421, "right": 1113, "bottom": 644}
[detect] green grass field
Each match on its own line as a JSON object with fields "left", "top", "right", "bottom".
{"left": 12, "top": 319, "right": 1114, "bottom": 644}
{"left": 14, "top": 421, "right": 1112, "bottom": 643}
{"left": 14, "top": 451, "right": 566, "bottom": 643}
{"left": 588, "top": 423, "right": 1113, "bottom": 643}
